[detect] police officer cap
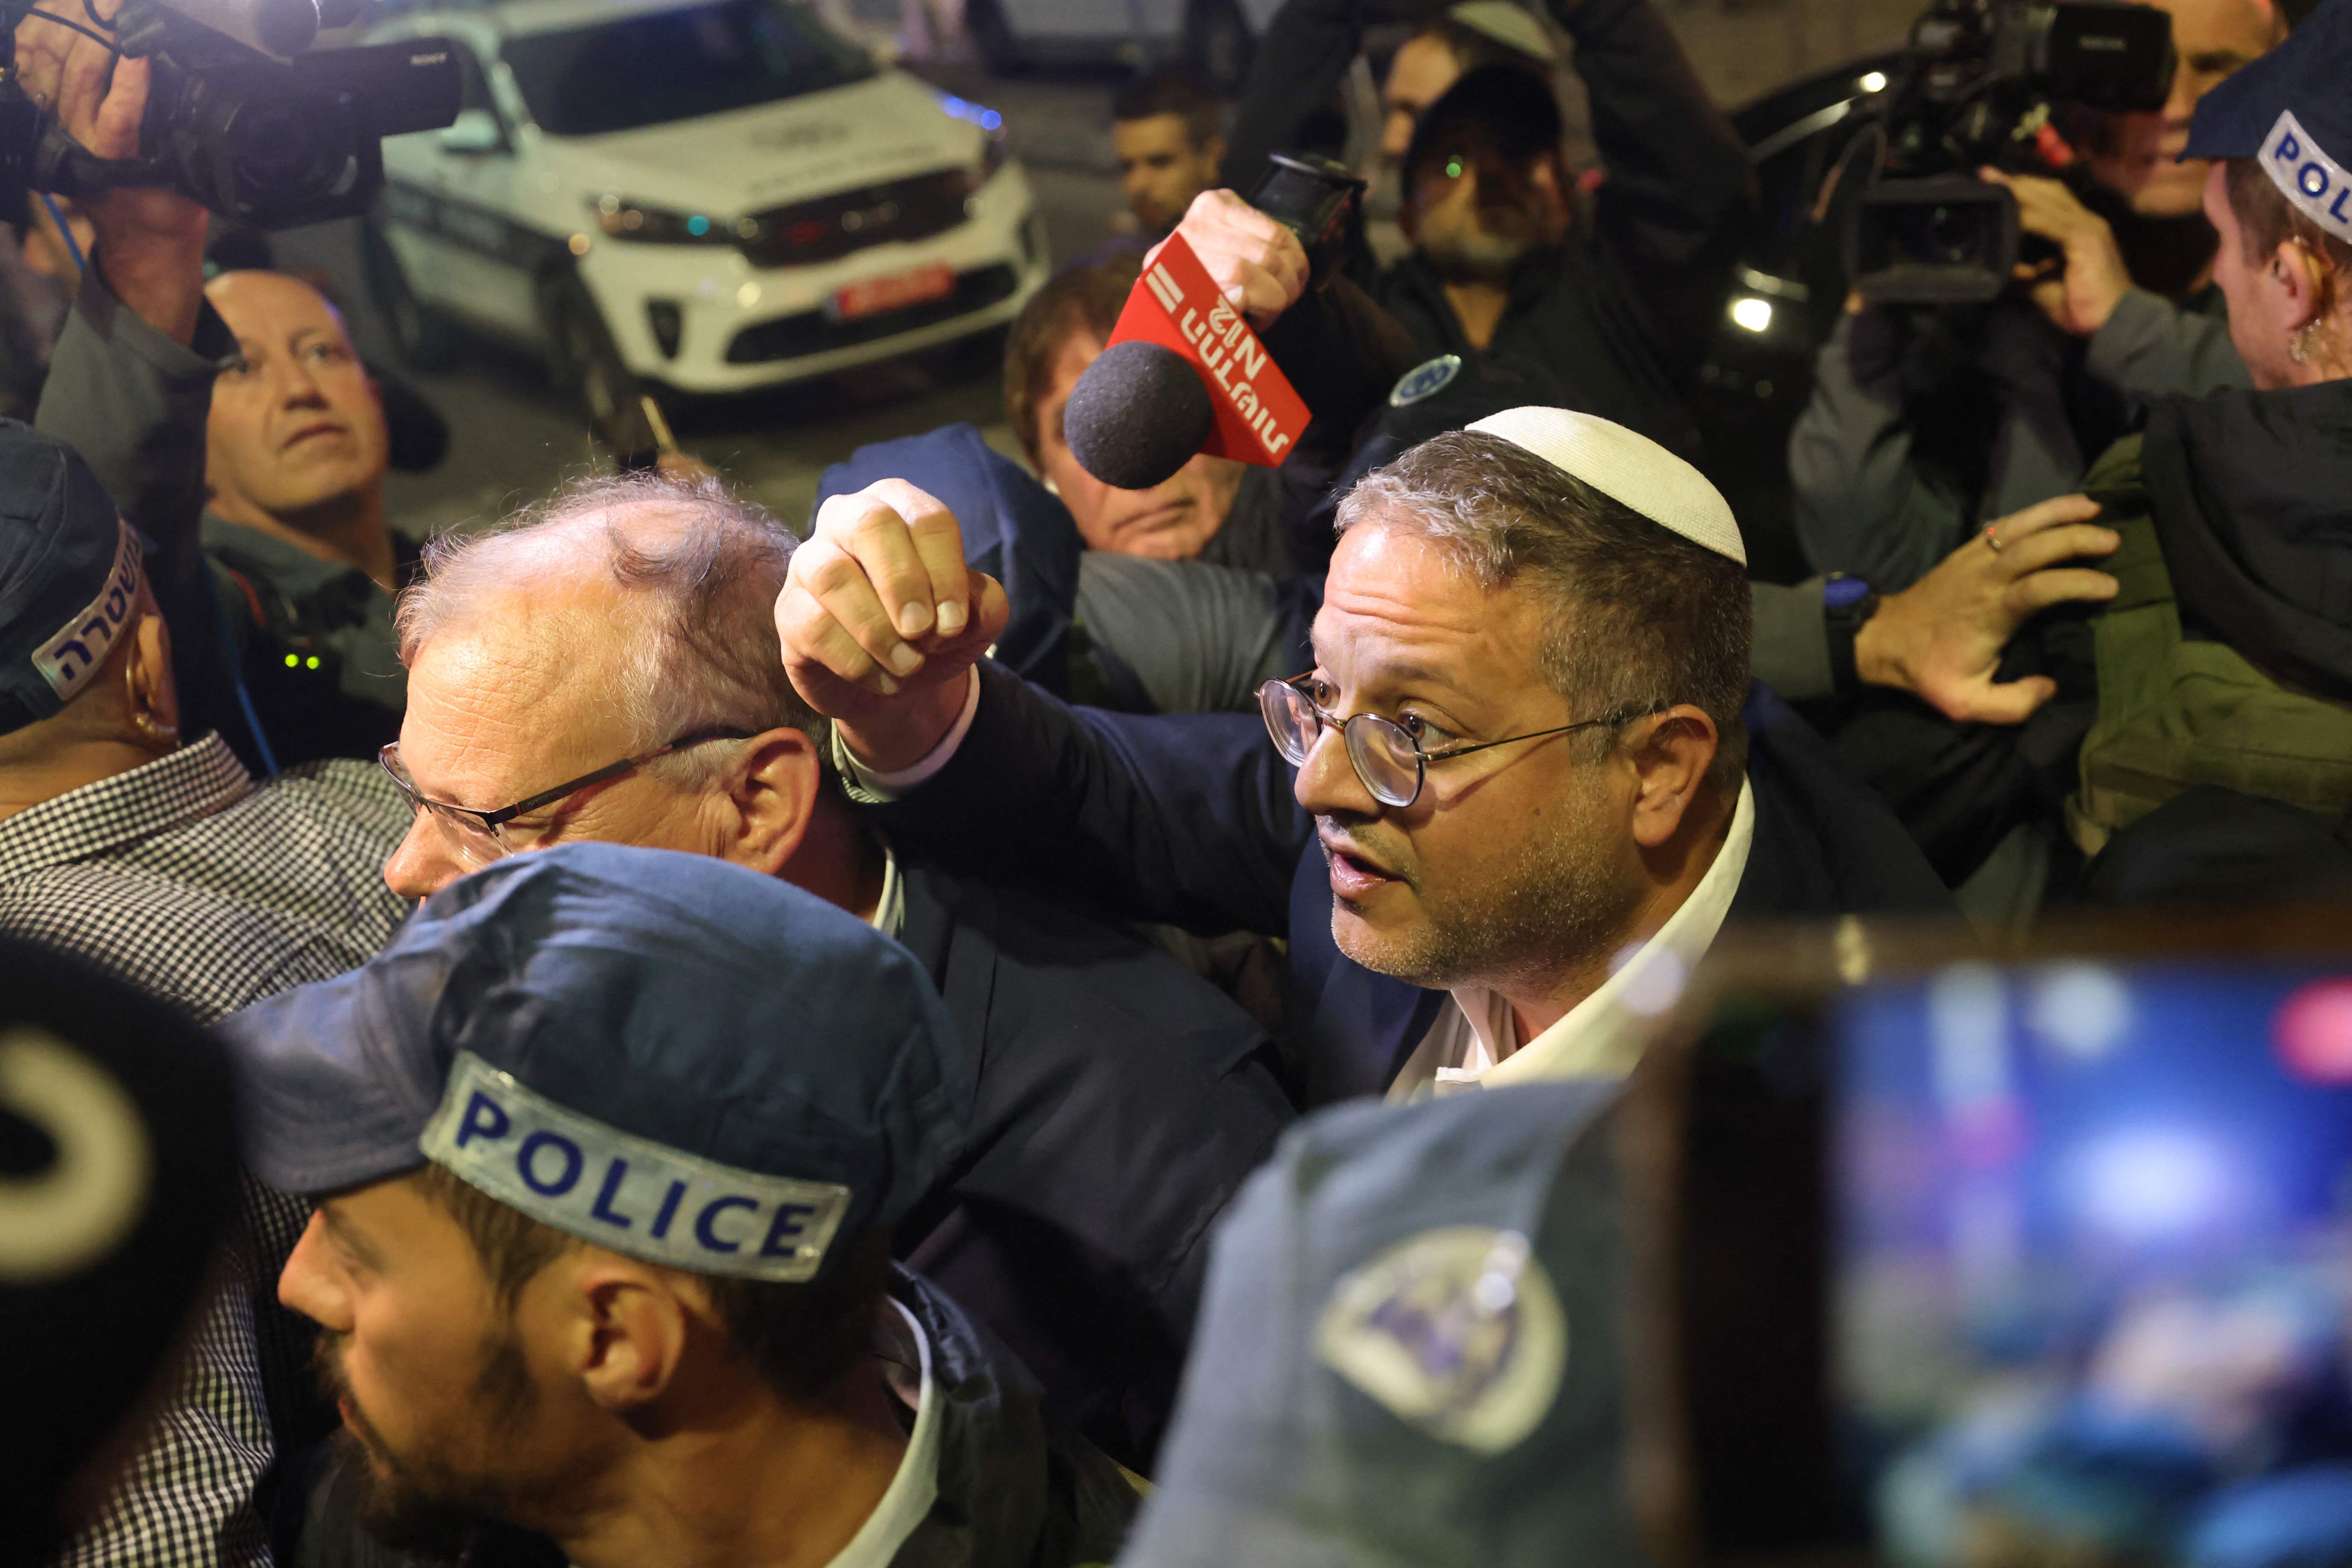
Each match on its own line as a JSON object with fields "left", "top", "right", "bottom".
{"left": 1471, "top": 405, "right": 1748, "bottom": 565}
{"left": 220, "top": 843, "right": 973, "bottom": 1285}
{"left": 0, "top": 421, "right": 145, "bottom": 737}
{"left": 0, "top": 939, "right": 240, "bottom": 1565}
{"left": 1122, "top": 1079, "right": 1638, "bottom": 1567}
{"left": 2183, "top": 0, "right": 2352, "bottom": 244}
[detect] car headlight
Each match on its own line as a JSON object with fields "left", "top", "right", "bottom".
{"left": 589, "top": 195, "right": 739, "bottom": 245}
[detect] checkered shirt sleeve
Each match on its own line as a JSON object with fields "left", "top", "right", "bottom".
{"left": 0, "top": 736, "right": 411, "bottom": 1568}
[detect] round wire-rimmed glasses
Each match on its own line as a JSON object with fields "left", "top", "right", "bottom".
{"left": 1257, "top": 673, "right": 1637, "bottom": 809}
{"left": 377, "top": 727, "right": 752, "bottom": 867}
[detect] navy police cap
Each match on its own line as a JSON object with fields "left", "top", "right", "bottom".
{"left": 1122, "top": 1079, "right": 1640, "bottom": 1567}
{"left": 2184, "top": 0, "right": 2352, "bottom": 244}
{"left": 0, "top": 420, "right": 144, "bottom": 737}
{"left": 219, "top": 843, "right": 975, "bottom": 1284}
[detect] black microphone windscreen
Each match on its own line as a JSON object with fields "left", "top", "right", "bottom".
{"left": 1065, "top": 339, "right": 1214, "bottom": 492}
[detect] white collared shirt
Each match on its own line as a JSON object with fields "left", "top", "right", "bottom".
{"left": 1388, "top": 780, "right": 1756, "bottom": 1100}
{"left": 823, "top": 1296, "right": 942, "bottom": 1568}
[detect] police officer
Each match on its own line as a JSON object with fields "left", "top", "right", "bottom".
{"left": 221, "top": 843, "right": 1140, "bottom": 1568}
{"left": 2065, "top": 0, "right": 2352, "bottom": 882}
{"left": 1117, "top": 1076, "right": 1646, "bottom": 1566}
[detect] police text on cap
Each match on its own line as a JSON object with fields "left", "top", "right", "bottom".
{"left": 418, "top": 1052, "right": 853, "bottom": 1283}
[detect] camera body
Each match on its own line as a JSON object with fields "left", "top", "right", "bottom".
{"left": 1846, "top": 0, "right": 2174, "bottom": 304}
{"left": 0, "top": 0, "right": 459, "bottom": 230}
{"left": 1249, "top": 151, "right": 1365, "bottom": 291}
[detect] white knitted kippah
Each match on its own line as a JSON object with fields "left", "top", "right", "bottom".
{"left": 1466, "top": 406, "right": 1746, "bottom": 567}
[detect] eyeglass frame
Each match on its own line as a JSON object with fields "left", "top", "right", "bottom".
{"left": 1258, "top": 672, "right": 1660, "bottom": 809}
{"left": 377, "top": 726, "right": 755, "bottom": 846}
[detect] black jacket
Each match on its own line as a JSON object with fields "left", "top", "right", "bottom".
{"left": 2136, "top": 378, "right": 2352, "bottom": 702}
{"left": 871, "top": 664, "right": 1954, "bottom": 1109}
{"left": 892, "top": 857, "right": 1292, "bottom": 1468}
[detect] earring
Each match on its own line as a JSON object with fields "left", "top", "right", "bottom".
{"left": 2288, "top": 320, "right": 2320, "bottom": 365}
{"left": 125, "top": 662, "right": 178, "bottom": 751}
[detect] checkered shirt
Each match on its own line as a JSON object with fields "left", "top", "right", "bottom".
{"left": 0, "top": 733, "right": 410, "bottom": 1567}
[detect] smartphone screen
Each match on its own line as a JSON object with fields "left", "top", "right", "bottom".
{"left": 1834, "top": 962, "right": 2352, "bottom": 1567}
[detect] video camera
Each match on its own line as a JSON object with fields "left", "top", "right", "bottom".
{"left": 1844, "top": 0, "right": 2175, "bottom": 304}
{"left": 0, "top": 0, "right": 458, "bottom": 230}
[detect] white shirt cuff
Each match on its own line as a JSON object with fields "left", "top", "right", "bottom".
{"left": 834, "top": 666, "right": 982, "bottom": 802}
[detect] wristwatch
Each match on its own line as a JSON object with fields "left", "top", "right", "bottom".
{"left": 1823, "top": 574, "right": 1881, "bottom": 697}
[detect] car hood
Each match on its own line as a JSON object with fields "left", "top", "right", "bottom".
{"left": 542, "top": 70, "right": 986, "bottom": 216}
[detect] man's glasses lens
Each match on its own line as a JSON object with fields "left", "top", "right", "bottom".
{"left": 380, "top": 745, "right": 509, "bottom": 868}
{"left": 1257, "top": 680, "right": 1425, "bottom": 810}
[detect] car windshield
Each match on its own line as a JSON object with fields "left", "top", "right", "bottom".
{"left": 501, "top": 0, "right": 877, "bottom": 137}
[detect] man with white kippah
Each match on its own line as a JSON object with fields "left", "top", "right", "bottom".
{"left": 774, "top": 409, "right": 1953, "bottom": 1107}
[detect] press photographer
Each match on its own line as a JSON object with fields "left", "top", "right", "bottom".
{"left": 1791, "top": 0, "right": 2287, "bottom": 593}
{"left": 10, "top": 0, "right": 471, "bottom": 771}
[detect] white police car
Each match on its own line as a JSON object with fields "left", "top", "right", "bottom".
{"left": 357, "top": 0, "right": 1049, "bottom": 410}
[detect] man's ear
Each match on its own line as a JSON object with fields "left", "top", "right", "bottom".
{"left": 125, "top": 608, "right": 179, "bottom": 741}
{"left": 2274, "top": 238, "right": 2334, "bottom": 330}
{"left": 568, "top": 1258, "right": 690, "bottom": 1415}
{"left": 1623, "top": 705, "right": 1720, "bottom": 852}
{"left": 715, "top": 727, "right": 824, "bottom": 876}
{"left": 1202, "top": 135, "right": 1229, "bottom": 170}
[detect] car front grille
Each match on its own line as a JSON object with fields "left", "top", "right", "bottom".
{"left": 736, "top": 168, "right": 972, "bottom": 269}
{"left": 724, "top": 264, "right": 1020, "bottom": 365}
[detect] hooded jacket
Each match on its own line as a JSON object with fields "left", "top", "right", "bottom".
{"left": 2070, "top": 379, "right": 2352, "bottom": 853}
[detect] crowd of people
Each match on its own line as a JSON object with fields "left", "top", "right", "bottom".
{"left": 5, "top": 0, "right": 2350, "bottom": 1559}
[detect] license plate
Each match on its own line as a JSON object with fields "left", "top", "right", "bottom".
{"left": 830, "top": 263, "right": 956, "bottom": 321}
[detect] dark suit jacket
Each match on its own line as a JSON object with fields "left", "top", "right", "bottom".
{"left": 873, "top": 665, "right": 1956, "bottom": 1108}
{"left": 889, "top": 854, "right": 1292, "bottom": 1470}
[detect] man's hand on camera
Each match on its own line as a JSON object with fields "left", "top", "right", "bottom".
{"left": 1150, "top": 189, "right": 1310, "bottom": 330}
{"left": 775, "top": 478, "right": 1010, "bottom": 771}
{"left": 1979, "top": 168, "right": 2132, "bottom": 338}
{"left": 15, "top": 0, "right": 208, "bottom": 344}
{"left": 1854, "top": 494, "right": 2121, "bottom": 725}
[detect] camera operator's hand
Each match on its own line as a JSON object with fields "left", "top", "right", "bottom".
{"left": 14, "top": 0, "right": 209, "bottom": 345}
{"left": 1855, "top": 494, "right": 2121, "bottom": 724}
{"left": 776, "top": 478, "right": 1011, "bottom": 771}
{"left": 1150, "top": 189, "right": 1310, "bottom": 330}
{"left": 1979, "top": 168, "right": 2133, "bottom": 339}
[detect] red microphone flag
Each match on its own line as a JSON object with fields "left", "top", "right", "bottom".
{"left": 1108, "top": 231, "right": 1311, "bottom": 468}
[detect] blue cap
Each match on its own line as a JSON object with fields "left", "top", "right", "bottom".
{"left": 219, "top": 842, "right": 974, "bottom": 1284}
{"left": 2184, "top": 0, "right": 2352, "bottom": 244}
{"left": 1121, "top": 1080, "right": 1644, "bottom": 1567}
{"left": 0, "top": 420, "right": 143, "bottom": 737}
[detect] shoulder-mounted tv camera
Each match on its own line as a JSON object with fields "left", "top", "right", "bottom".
{"left": 0, "top": 0, "right": 458, "bottom": 230}
{"left": 1843, "top": 0, "right": 2175, "bottom": 304}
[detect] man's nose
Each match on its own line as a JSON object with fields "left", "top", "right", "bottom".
{"left": 279, "top": 1211, "right": 350, "bottom": 1329}
{"left": 1383, "top": 109, "right": 1415, "bottom": 163}
{"left": 382, "top": 816, "right": 466, "bottom": 902}
{"left": 1292, "top": 720, "right": 1382, "bottom": 820}
{"left": 275, "top": 357, "right": 328, "bottom": 406}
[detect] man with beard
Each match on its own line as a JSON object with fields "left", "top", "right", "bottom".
{"left": 225, "top": 843, "right": 1140, "bottom": 1567}
{"left": 773, "top": 408, "right": 1952, "bottom": 1107}
{"left": 1369, "top": 51, "right": 1751, "bottom": 458}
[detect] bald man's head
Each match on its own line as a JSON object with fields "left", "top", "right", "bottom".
{"left": 204, "top": 270, "right": 390, "bottom": 532}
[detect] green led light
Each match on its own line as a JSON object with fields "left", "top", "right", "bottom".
{"left": 283, "top": 653, "right": 298, "bottom": 667}
{"left": 304, "top": 655, "right": 321, "bottom": 670}
{"left": 1445, "top": 157, "right": 1463, "bottom": 179}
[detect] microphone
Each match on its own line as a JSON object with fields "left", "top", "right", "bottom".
{"left": 1066, "top": 341, "right": 1214, "bottom": 491}
{"left": 1063, "top": 231, "right": 1309, "bottom": 494}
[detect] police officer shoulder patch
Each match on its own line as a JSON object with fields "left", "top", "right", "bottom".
{"left": 1313, "top": 1224, "right": 1568, "bottom": 1454}
{"left": 1389, "top": 354, "right": 1463, "bottom": 408}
